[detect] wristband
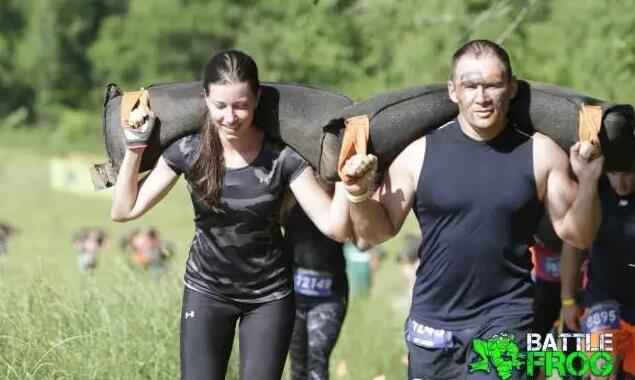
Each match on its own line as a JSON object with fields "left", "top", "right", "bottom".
{"left": 126, "top": 144, "right": 147, "bottom": 151}
{"left": 561, "top": 298, "right": 577, "bottom": 307}
{"left": 346, "top": 189, "right": 370, "bottom": 203}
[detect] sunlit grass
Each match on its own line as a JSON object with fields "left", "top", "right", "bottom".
{"left": 0, "top": 143, "right": 417, "bottom": 379}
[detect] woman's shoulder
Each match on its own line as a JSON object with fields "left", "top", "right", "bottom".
{"left": 165, "top": 133, "right": 201, "bottom": 157}
{"left": 260, "top": 135, "right": 305, "bottom": 163}
{"left": 173, "top": 133, "right": 201, "bottom": 148}
{"left": 162, "top": 133, "right": 202, "bottom": 173}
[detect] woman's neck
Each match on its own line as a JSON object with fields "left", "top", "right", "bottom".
{"left": 219, "top": 126, "right": 264, "bottom": 154}
{"left": 219, "top": 126, "right": 265, "bottom": 168}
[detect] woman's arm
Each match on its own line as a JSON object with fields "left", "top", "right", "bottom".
{"left": 111, "top": 98, "right": 181, "bottom": 222}
{"left": 289, "top": 167, "right": 351, "bottom": 242}
{"left": 111, "top": 152, "right": 179, "bottom": 222}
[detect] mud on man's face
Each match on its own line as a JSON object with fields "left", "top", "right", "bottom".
{"left": 448, "top": 53, "right": 517, "bottom": 133}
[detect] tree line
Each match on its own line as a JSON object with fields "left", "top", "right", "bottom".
{"left": 1, "top": 0, "right": 634, "bottom": 139}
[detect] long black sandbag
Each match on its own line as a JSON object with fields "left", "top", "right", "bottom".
{"left": 93, "top": 81, "right": 352, "bottom": 188}
{"left": 321, "top": 80, "right": 635, "bottom": 181}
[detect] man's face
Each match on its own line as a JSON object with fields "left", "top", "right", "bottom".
{"left": 448, "top": 53, "right": 517, "bottom": 132}
{"left": 607, "top": 171, "right": 635, "bottom": 196}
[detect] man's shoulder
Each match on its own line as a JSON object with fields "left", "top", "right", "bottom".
{"left": 387, "top": 136, "right": 427, "bottom": 184}
{"left": 532, "top": 132, "right": 566, "bottom": 159}
{"left": 398, "top": 135, "right": 426, "bottom": 164}
{"left": 531, "top": 131, "right": 559, "bottom": 148}
{"left": 407, "top": 134, "right": 427, "bottom": 151}
{"left": 531, "top": 132, "right": 569, "bottom": 181}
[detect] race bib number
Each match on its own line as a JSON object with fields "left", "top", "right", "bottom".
{"left": 583, "top": 301, "right": 621, "bottom": 333}
{"left": 294, "top": 268, "right": 333, "bottom": 297}
{"left": 542, "top": 256, "right": 561, "bottom": 279}
{"left": 406, "top": 318, "right": 453, "bottom": 349}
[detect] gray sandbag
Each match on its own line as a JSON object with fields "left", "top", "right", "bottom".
{"left": 92, "top": 81, "right": 352, "bottom": 189}
{"left": 322, "top": 80, "right": 635, "bottom": 181}
{"left": 324, "top": 84, "right": 454, "bottom": 181}
{"left": 509, "top": 81, "right": 635, "bottom": 172}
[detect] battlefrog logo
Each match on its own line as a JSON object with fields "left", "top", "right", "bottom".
{"left": 468, "top": 332, "right": 614, "bottom": 379}
{"left": 469, "top": 333, "right": 525, "bottom": 380}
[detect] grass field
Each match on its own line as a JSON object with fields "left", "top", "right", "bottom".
{"left": 0, "top": 133, "right": 419, "bottom": 379}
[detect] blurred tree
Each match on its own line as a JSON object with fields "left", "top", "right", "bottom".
{"left": 89, "top": 0, "right": 243, "bottom": 91}
{"left": 8, "top": 0, "right": 125, "bottom": 122}
{"left": 233, "top": 0, "right": 363, "bottom": 97}
{"left": 0, "top": 0, "right": 633, "bottom": 132}
{"left": 0, "top": 0, "right": 32, "bottom": 120}
{"left": 342, "top": 0, "right": 542, "bottom": 96}
{"left": 511, "top": 0, "right": 635, "bottom": 103}
{"left": 0, "top": 0, "right": 33, "bottom": 121}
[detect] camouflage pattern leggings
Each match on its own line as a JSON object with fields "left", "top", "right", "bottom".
{"left": 290, "top": 294, "right": 348, "bottom": 380}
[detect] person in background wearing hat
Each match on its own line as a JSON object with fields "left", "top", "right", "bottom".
{"left": 562, "top": 170, "right": 635, "bottom": 380}
{"left": 282, "top": 181, "right": 351, "bottom": 380}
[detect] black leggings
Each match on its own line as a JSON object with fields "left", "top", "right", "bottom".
{"left": 532, "top": 279, "right": 561, "bottom": 337}
{"left": 290, "top": 295, "right": 348, "bottom": 380}
{"left": 180, "top": 287, "right": 295, "bottom": 380}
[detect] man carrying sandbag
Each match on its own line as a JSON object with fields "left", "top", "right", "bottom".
{"left": 340, "top": 39, "right": 604, "bottom": 379}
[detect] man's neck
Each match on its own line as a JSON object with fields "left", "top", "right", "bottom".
{"left": 457, "top": 114, "right": 506, "bottom": 141}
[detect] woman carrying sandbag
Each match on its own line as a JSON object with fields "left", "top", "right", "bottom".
{"left": 111, "top": 49, "right": 351, "bottom": 380}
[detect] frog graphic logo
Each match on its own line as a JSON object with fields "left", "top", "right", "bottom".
{"left": 468, "top": 333, "right": 525, "bottom": 380}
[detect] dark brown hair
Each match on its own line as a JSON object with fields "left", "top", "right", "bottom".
{"left": 450, "top": 39, "right": 513, "bottom": 82}
{"left": 188, "top": 49, "right": 260, "bottom": 204}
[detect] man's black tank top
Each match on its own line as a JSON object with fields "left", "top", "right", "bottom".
{"left": 412, "top": 119, "right": 543, "bottom": 329}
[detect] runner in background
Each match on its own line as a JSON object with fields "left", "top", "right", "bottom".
{"left": 395, "top": 232, "right": 421, "bottom": 299}
{"left": 0, "top": 223, "right": 16, "bottom": 272}
{"left": 120, "top": 226, "right": 173, "bottom": 271}
{"left": 72, "top": 227, "right": 106, "bottom": 271}
{"left": 283, "top": 183, "right": 350, "bottom": 380}
{"left": 562, "top": 170, "right": 635, "bottom": 380}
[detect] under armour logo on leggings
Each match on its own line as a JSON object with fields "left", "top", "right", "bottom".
{"left": 184, "top": 310, "right": 195, "bottom": 319}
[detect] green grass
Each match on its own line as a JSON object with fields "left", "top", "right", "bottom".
{"left": 0, "top": 140, "right": 418, "bottom": 379}
{"left": 0, "top": 126, "right": 105, "bottom": 158}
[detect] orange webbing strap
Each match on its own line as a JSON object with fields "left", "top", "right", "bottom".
{"left": 120, "top": 88, "right": 149, "bottom": 129}
{"left": 338, "top": 115, "right": 370, "bottom": 184}
{"left": 578, "top": 104, "right": 602, "bottom": 144}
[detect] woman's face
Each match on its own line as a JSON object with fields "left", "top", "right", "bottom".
{"left": 205, "top": 81, "right": 259, "bottom": 141}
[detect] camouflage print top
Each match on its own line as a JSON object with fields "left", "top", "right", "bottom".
{"left": 163, "top": 133, "right": 308, "bottom": 303}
